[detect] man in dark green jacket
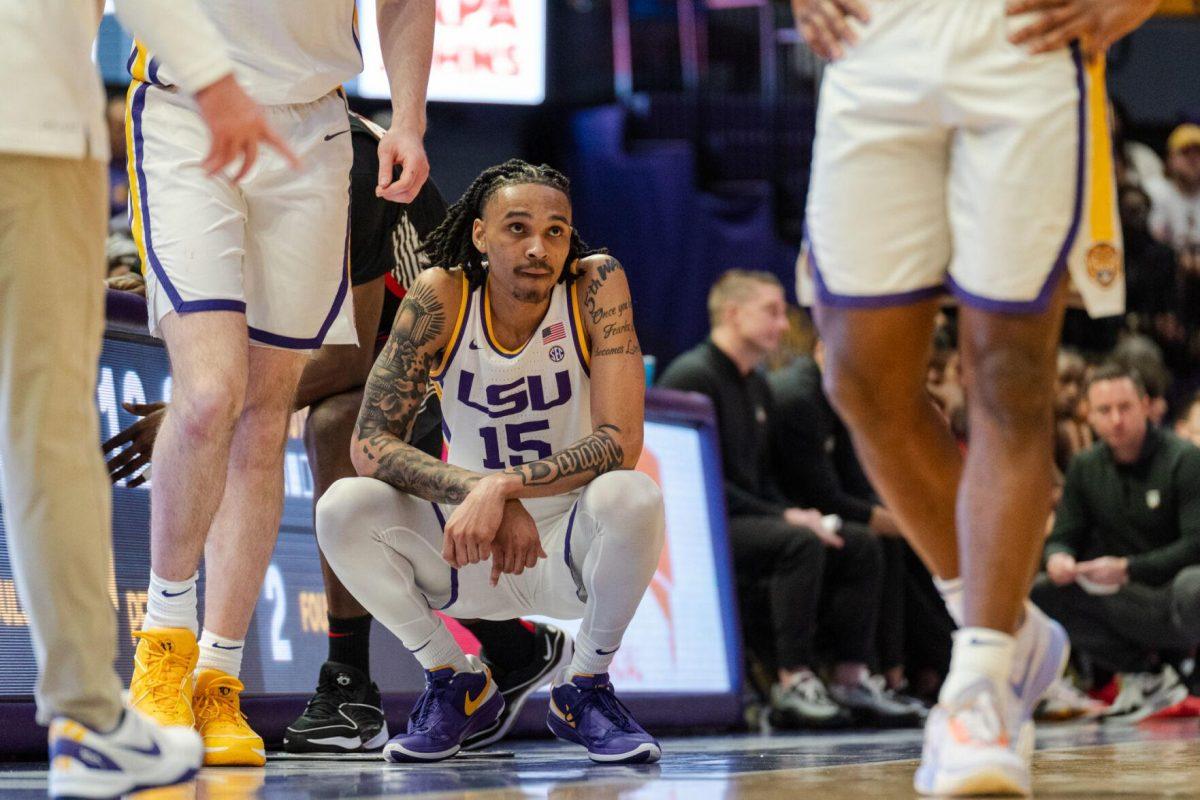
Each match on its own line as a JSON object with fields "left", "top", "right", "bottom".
{"left": 1032, "top": 362, "right": 1200, "bottom": 720}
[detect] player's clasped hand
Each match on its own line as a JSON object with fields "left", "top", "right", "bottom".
{"left": 489, "top": 501, "right": 548, "bottom": 587}
{"left": 790, "top": 0, "right": 871, "bottom": 61}
{"left": 1005, "top": 0, "right": 1161, "bottom": 58}
{"left": 441, "top": 474, "right": 508, "bottom": 568}
{"left": 194, "top": 74, "right": 301, "bottom": 182}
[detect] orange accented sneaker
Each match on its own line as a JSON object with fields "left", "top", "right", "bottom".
{"left": 193, "top": 669, "right": 266, "bottom": 766}
{"left": 130, "top": 628, "right": 199, "bottom": 728}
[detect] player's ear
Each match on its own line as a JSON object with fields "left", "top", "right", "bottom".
{"left": 472, "top": 218, "right": 486, "bottom": 254}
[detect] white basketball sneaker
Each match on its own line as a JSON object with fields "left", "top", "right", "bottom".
{"left": 914, "top": 677, "right": 1031, "bottom": 797}
{"left": 48, "top": 706, "right": 202, "bottom": 799}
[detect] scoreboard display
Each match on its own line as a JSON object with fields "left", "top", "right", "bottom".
{"left": 0, "top": 324, "right": 740, "bottom": 705}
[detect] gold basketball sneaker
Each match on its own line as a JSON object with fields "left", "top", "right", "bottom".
{"left": 129, "top": 628, "right": 199, "bottom": 727}
{"left": 193, "top": 669, "right": 266, "bottom": 766}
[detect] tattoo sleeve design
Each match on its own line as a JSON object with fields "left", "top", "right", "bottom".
{"left": 507, "top": 424, "right": 625, "bottom": 487}
{"left": 579, "top": 257, "right": 642, "bottom": 358}
{"left": 355, "top": 281, "right": 479, "bottom": 503}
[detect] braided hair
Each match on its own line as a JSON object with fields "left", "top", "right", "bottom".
{"left": 419, "top": 159, "right": 604, "bottom": 288}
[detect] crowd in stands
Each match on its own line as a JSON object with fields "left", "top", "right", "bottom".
{"left": 655, "top": 264, "right": 1200, "bottom": 730}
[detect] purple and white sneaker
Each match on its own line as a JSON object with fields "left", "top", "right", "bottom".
{"left": 383, "top": 655, "right": 504, "bottom": 763}
{"left": 547, "top": 671, "right": 661, "bottom": 764}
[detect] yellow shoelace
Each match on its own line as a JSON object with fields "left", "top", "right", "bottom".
{"left": 131, "top": 633, "right": 192, "bottom": 714}
{"left": 195, "top": 678, "right": 248, "bottom": 728}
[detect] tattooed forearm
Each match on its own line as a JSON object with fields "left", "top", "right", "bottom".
{"left": 507, "top": 424, "right": 625, "bottom": 488}
{"left": 372, "top": 445, "right": 481, "bottom": 504}
{"left": 353, "top": 279, "right": 479, "bottom": 503}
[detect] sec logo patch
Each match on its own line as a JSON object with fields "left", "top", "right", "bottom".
{"left": 549, "top": 345, "right": 565, "bottom": 362}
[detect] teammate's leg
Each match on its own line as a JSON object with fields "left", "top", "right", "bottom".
{"left": 815, "top": 299, "right": 961, "bottom": 580}
{"left": 955, "top": 282, "right": 1067, "bottom": 636}
{"left": 546, "top": 471, "right": 665, "bottom": 763}
{"left": 190, "top": 345, "right": 307, "bottom": 766}
{"left": 150, "top": 312, "right": 249, "bottom": 589}
{"left": 283, "top": 278, "right": 386, "bottom": 753}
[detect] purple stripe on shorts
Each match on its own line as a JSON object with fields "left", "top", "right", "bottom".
{"left": 132, "top": 82, "right": 247, "bottom": 317}
{"left": 246, "top": 207, "right": 352, "bottom": 349}
{"left": 805, "top": 224, "right": 946, "bottom": 309}
{"left": 947, "top": 44, "right": 1087, "bottom": 315}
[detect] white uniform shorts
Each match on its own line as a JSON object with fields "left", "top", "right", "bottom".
{"left": 125, "top": 82, "right": 356, "bottom": 348}
{"left": 800, "top": 0, "right": 1123, "bottom": 316}
{"left": 387, "top": 493, "right": 589, "bottom": 623}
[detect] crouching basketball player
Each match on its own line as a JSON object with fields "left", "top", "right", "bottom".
{"left": 316, "top": 160, "right": 666, "bottom": 765}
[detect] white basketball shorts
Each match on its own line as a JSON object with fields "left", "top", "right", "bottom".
{"left": 125, "top": 82, "right": 356, "bottom": 348}
{"left": 800, "top": 0, "right": 1122, "bottom": 317}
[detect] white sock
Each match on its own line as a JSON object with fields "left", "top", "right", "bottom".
{"left": 142, "top": 570, "right": 199, "bottom": 634}
{"left": 934, "top": 575, "right": 964, "bottom": 627}
{"left": 407, "top": 624, "right": 471, "bottom": 674}
{"left": 934, "top": 576, "right": 1047, "bottom": 685}
{"left": 196, "top": 629, "right": 244, "bottom": 677}
{"left": 940, "top": 627, "right": 1015, "bottom": 705}
{"left": 569, "top": 628, "right": 623, "bottom": 677}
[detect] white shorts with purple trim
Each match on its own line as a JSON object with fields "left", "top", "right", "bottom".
{"left": 126, "top": 82, "right": 357, "bottom": 349}
{"left": 800, "top": 0, "right": 1123, "bottom": 317}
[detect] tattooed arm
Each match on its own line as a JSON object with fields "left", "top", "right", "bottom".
{"left": 490, "top": 255, "right": 646, "bottom": 501}
{"left": 351, "top": 268, "right": 480, "bottom": 502}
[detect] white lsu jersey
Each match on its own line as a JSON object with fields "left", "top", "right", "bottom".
{"left": 432, "top": 272, "right": 593, "bottom": 520}
{"left": 128, "top": 0, "right": 363, "bottom": 106}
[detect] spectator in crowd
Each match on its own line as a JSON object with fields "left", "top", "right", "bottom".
{"left": 106, "top": 95, "right": 130, "bottom": 223}
{"left": 1176, "top": 393, "right": 1200, "bottom": 447}
{"left": 1110, "top": 99, "right": 1164, "bottom": 190}
{"left": 770, "top": 337, "right": 949, "bottom": 712}
{"left": 926, "top": 320, "right": 967, "bottom": 443}
{"left": 1120, "top": 185, "right": 1182, "bottom": 345}
{"left": 1113, "top": 334, "right": 1172, "bottom": 425}
{"left": 1032, "top": 363, "right": 1200, "bottom": 722}
{"left": 658, "top": 270, "right": 913, "bottom": 728}
{"left": 1147, "top": 124, "right": 1200, "bottom": 265}
{"left": 1054, "top": 349, "right": 1093, "bottom": 476}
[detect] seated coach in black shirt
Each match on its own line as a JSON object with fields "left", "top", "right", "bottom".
{"left": 770, "top": 342, "right": 952, "bottom": 707}
{"left": 658, "top": 270, "right": 914, "bottom": 728}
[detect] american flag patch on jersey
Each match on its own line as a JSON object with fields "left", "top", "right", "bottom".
{"left": 542, "top": 322, "right": 567, "bottom": 345}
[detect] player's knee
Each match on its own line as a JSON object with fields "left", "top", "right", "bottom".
{"left": 304, "top": 392, "right": 359, "bottom": 450}
{"left": 316, "top": 477, "right": 385, "bottom": 555}
{"left": 584, "top": 471, "right": 664, "bottom": 547}
{"left": 821, "top": 360, "right": 884, "bottom": 427}
{"left": 964, "top": 347, "right": 1054, "bottom": 428}
{"left": 172, "top": 379, "right": 244, "bottom": 442}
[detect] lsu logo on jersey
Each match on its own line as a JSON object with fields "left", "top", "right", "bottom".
{"left": 457, "top": 369, "right": 573, "bottom": 419}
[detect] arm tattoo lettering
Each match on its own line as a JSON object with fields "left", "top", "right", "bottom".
{"left": 508, "top": 424, "right": 625, "bottom": 487}
{"left": 355, "top": 281, "right": 478, "bottom": 503}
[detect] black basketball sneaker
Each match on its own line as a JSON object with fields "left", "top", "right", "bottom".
{"left": 283, "top": 661, "right": 389, "bottom": 753}
{"left": 462, "top": 622, "right": 573, "bottom": 750}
